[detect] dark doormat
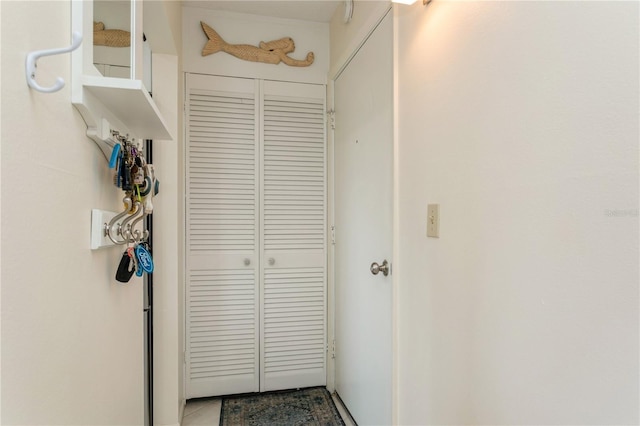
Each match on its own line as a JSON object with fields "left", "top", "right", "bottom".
{"left": 220, "top": 387, "right": 346, "bottom": 426}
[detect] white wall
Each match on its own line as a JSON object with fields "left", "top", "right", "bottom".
{"left": 182, "top": 6, "right": 329, "bottom": 84}
{"left": 1, "top": 1, "right": 143, "bottom": 424}
{"left": 152, "top": 52, "right": 182, "bottom": 426}
{"left": 144, "top": 0, "right": 182, "bottom": 56}
{"left": 329, "top": 0, "right": 389, "bottom": 78}
{"left": 148, "top": 3, "right": 186, "bottom": 425}
{"left": 395, "top": 1, "right": 639, "bottom": 424}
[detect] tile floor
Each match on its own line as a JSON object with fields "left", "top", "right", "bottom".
{"left": 181, "top": 392, "right": 355, "bottom": 425}
{"left": 181, "top": 397, "right": 222, "bottom": 425}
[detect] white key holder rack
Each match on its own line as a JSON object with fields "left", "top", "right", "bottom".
{"left": 91, "top": 133, "right": 158, "bottom": 250}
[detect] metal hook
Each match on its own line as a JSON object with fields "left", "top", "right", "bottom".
{"left": 26, "top": 31, "right": 82, "bottom": 93}
{"left": 131, "top": 212, "right": 150, "bottom": 243}
{"left": 105, "top": 197, "right": 132, "bottom": 245}
{"left": 131, "top": 198, "right": 153, "bottom": 243}
{"left": 120, "top": 201, "right": 142, "bottom": 243}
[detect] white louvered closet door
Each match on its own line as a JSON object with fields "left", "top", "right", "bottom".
{"left": 186, "top": 74, "right": 260, "bottom": 398}
{"left": 186, "top": 74, "right": 326, "bottom": 398}
{"left": 260, "top": 81, "right": 327, "bottom": 392}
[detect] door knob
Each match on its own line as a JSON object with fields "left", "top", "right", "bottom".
{"left": 370, "top": 260, "right": 390, "bottom": 276}
{"left": 268, "top": 258, "right": 275, "bottom": 266}
{"left": 244, "top": 258, "right": 251, "bottom": 266}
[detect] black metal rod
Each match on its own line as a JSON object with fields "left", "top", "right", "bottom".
{"left": 145, "top": 139, "right": 154, "bottom": 426}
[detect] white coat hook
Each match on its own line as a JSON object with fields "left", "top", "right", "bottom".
{"left": 26, "top": 31, "right": 82, "bottom": 93}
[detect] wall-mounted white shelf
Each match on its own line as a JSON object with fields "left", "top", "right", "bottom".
{"left": 82, "top": 76, "right": 171, "bottom": 140}
{"left": 71, "top": 0, "right": 173, "bottom": 162}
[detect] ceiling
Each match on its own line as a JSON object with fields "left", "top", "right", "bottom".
{"left": 182, "top": 1, "right": 343, "bottom": 23}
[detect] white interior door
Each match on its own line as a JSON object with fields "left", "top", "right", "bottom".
{"left": 333, "top": 11, "right": 393, "bottom": 426}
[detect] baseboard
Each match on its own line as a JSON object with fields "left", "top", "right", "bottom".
{"left": 331, "top": 391, "right": 358, "bottom": 426}
{"left": 179, "top": 398, "right": 186, "bottom": 425}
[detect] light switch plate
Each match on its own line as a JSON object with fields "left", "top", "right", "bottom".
{"left": 427, "top": 204, "right": 439, "bottom": 238}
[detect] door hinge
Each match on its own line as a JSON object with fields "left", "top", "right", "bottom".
{"left": 331, "top": 339, "right": 336, "bottom": 359}
{"left": 331, "top": 225, "right": 336, "bottom": 245}
{"left": 183, "top": 350, "right": 187, "bottom": 365}
{"left": 327, "top": 109, "right": 335, "bottom": 130}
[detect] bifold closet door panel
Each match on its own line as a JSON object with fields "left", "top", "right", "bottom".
{"left": 186, "top": 74, "right": 260, "bottom": 398}
{"left": 260, "top": 80, "right": 327, "bottom": 391}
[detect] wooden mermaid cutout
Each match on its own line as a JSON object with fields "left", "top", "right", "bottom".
{"left": 200, "top": 21, "right": 314, "bottom": 67}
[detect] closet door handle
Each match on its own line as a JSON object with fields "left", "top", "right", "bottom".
{"left": 268, "top": 258, "right": 275, "bottom": 266}
{"left": 244, "top": 258, "right": 251, "bottom": 266}
{"left": 370, "top": 260, "right": 390, "bottom": 276}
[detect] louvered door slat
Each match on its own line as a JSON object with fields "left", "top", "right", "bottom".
{"left": 188, "top": 80, "right": 256, "bottom": 253}
{"left": 262, "top": 266, "right": 326, "bottom": 389}
{"left": 187, "top": 266, "right": 258, "bottom": 396}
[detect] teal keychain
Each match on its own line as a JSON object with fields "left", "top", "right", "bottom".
{"left": 109, "top": 143, "right": 121, "bottom": 169}
{"left": 135, "top": 244, "right": 154, "bottom": 277}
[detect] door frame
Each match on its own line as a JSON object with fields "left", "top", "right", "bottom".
{"left": 326, "top": 4, "right": 400, "bottom": 424}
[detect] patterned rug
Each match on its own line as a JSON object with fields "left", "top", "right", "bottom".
{"left": 220, "top": 387, "right": 345, "bottom": 426}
